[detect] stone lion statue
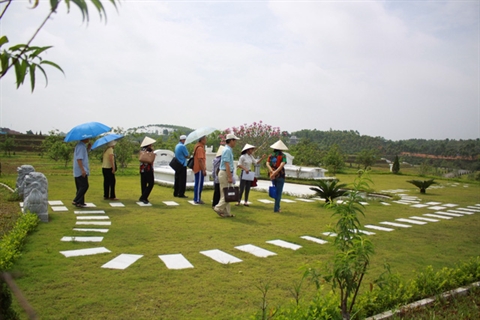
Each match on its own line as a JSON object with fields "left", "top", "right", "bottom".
{"left": 15, "top": 165, "right": 35, "bottom": 198}
{"left": 23, "top": 172, "right": 49, "bottom": 222}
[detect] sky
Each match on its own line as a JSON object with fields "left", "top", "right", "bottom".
{"left": 1, "top": 0, "right": 479, "bottom": 141}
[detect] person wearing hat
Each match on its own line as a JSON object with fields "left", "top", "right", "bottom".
{"left": 192, "top": 136, "right": 207, "bottom": 204}
{"left": 173, "top": 135, "right": 189, "bottom": 198}
{"left": 211, "top": 145, "right": 225, "bottom": 208}
{"left": 102, "top": 140, "right": 118, "bottom": 200}
{"left": 266, "top": 140, "right": 288, "bottom": 212}
{"left": 213, "top": 133, "right": 240, "bottom": 217}
{"left": 139, "top": 136, "right": 156, "bottom": 204}
{"left": 236, "top": 144, "right": 266, "bottom": 206}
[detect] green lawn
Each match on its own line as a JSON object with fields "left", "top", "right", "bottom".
{"left": 1, "top": 154, "right": 479, "bottom": 319}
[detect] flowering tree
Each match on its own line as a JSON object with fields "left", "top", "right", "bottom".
{"left": 220, "top": 121, "right": 286, "bottom": 158}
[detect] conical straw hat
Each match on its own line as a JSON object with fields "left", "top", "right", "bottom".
{"left": 141, "top": 136, "right": 156, "bottom": 147}
{"left": 241, "top": 144, "right": 256, "bottom": 153}
{"left": 270, "top": 140, "right": 288, "bottom": 151}
{"left": 216, "top": 145, "right": 225, "bottom": 157}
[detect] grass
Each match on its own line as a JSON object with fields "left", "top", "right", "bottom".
{"left": 1, "top": 153, "right": 479, "bottom": 319}
{"left": 392, "top": 286, "right": 480, "bottom": 319}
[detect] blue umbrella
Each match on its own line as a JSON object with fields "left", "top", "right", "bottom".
{"left": 64, "top": 122, "right": 111, "bottom": 142}
{"left": 91, "top": 133, "right": 124, "bottom": 150}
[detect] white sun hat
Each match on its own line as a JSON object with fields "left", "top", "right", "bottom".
{"left": 270, "top": 140, "right": 288, "bottom": 151}
{"left": 216, "top": 145, "right": 225, "bottom": 157}
{"left": 225, "top": 133, "right": 240, "bottom": 140}
{"left": 241, "top": 144, "right": 256, "bottom": 153}
{"left": 140, "top": 136, "right": 156, "bottom": 147}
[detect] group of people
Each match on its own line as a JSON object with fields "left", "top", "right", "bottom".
{"left": 71, "top": 133, "right": 289, "bottom": 216}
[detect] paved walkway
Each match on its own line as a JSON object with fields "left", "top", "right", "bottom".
{"left": 254, "top": 180, "right": 317, "bottom": 197}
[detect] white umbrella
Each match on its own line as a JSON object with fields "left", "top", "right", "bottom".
{"left": 184, "top": 127, "right": 217, "bottom": 145}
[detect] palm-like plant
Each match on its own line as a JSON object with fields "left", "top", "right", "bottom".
{"left": 310, "top": 179, "right": 347, "bottom": 204}
{"left": 407, "top": 179, "right": 437, "bottom": 194}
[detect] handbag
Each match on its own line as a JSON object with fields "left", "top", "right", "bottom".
{"left": 187, "top": 157, "right": 194, "bottom": 169}
{"left": 268, "top": 183, "right": 277, "bottom": 199}
{"left": 169, "top": 157, "right": 182, "bottom": 172}
{"left": 223, "top": 185, "right": 240, "bottom": 202}
{"left": 139, "top": 150, "right": 155, "bottom": 164}
{"left": 251, "top": 177, "right": 258, "bottom": 187}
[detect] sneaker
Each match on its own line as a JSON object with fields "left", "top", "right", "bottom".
{"left": 142, "top": 200, "right": 149, "bottom": 204}
{"left": 194, "top": 200, "right": 205, "bottom": 205}
{"left": 76, "top": 203, "right": 87, "bottom": 208}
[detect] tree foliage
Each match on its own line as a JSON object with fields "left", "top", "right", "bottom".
{"left": 322, "top": 144, "right": 345, "bottom": 175}
{"left": 0, "top": 0, "right": 118, "bottom": 91}
{"left": 356, "top": 149, "right": 378, "bottom": 170}
{"left": 221, "top": 121, "right": 285, "bottom": 159}
{"left": 392, "top": 155, "right": 400, "bottom": 174}
{"left": 41, "top": 130, "right": 73, "bottom": 166}
{"left": 289, "top": 139, "right": 323, "bottom": 167}
{"left": 0, "top": 136, "right": 15, "bottom": 156}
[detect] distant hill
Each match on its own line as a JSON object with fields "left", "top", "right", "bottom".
{"left": 126, "top": 124, "right": 193, "bottom": 136}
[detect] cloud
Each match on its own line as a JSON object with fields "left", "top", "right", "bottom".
{"left": 1, "top": 0, "right": 478, "bottom": 140}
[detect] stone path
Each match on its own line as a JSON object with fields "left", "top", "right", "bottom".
{"left": 46, "top": 181, "right": 479, "bottom": 271}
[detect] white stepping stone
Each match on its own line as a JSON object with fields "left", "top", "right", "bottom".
{"left": 77, "top": 216, "right": 110, "bottom": 220}
{"left": 163, "top": 201, "right": 179, "bottom": 206}
{"left": 475, "top": 204, "right": 480, "bottom": 207}
{"left": 359, "top": 202, "right": 369, "bottom": 206}
{"left": 380, "top": 221, "right": 412, "bottom": 228}
{"left": 364, "top": 225, "right": 394, "bottom": 232}
{"left": 296, "top": 198, "right": 315, "bottom": 202}
{"left": 410, "top": 216, "right": 438, "bottom": 222}
{"left": 281, "top": 199, "right": 296, "bottom": 203}
{"left": 188, "top": 200, "right": 199, "bottom": 205}
{"left": 393, "top": 201, "right": 412, "bottom": 205}
{"left": 357, "top": 229, "right": 376, "bottom": 235}
{"left": 61, "top": 236, "right": 103, "bottom": 242}
{"left": 76, "top": 221, "right": 111, "bottom": 226}
{"left": 423, "top": 214, "right": 452, "bottom": 220}
{"left": 60, "top": 247, "right": 111, "bottom": 257}
{"left": 300, "top": 236, "right": 328, "bottom": 244}
{"left": 395, "top": 218, "right": 427, "bottom": 225}
{"left": 447, "top": 210, "right": 473, "bottom": 215}
{"left": 48, "top": 200, "right": 64, "bottom": 206}
{"left": 462, "top": 207, "right": 480, "bottom": 212}
{"left": 443, "top": 203, "right": 458, "bottom": 207}
{"left": 85, "top": 203, "right": 96, "bottom": 207}
{"left": 266, "top": 239, "right": 302, "bottom": 250}
{"left": 74, "top": 210, "right": 106, "bottom": 215}
{"left": 427, "top": 206, "right": 446, "bottom": 210}
{"left": 200, "top": 249, "right": 242, "bottom": 264}
{"left": 425, "top": 202, "right": 442, "bottom": 205}
{"left": 109, "top": 202, "right": 125, "bottom": 207}
{"left": 411, "top": 204, "right": 429, "bottom": 208}
{"left": 258, "top": 199, "right": 274, "bottom": 204}
{"left": 435, "top": 211, "right": 464, "bottom": 217}
{"left": 159, "top": 254, "right": 194, "bottom": 269}
{"left": 102, "top": 254, "right": 143, "bottom": 270}
{"left": 322, "top": 232, "right": 337, "bottom": 237}
{"left": 235, "top": 244, "right": 277, "bottom": 257}
{"left": 312, "top": 197, "right": 326, "bottom": 202}
{"left": 51, "top": 206, "right": 68, "bottom": 212}
{"left": 136, "top": 201, "right": 152, "bottom": 206}
{"left": 467, "top": 206, "right": 480, "bottom": 211}
{"left": 73, "top": 228, "right": 109, "bottom": 233}
{"left": 380, "top": 202, "right": 391, "bottom": 206}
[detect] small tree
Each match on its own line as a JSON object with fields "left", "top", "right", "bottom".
{"left": 309, "top": 180, "right": 347, "bottom": 204}
{"left": 392, "top": 155, "right": 400, "bottom": 174}
{"left": 41, "top": 130, "right": 73, "bottom": 166}
{"left": 1, "top": 136, "right": 15, "bottom": 156}
{"left": 289, "top": 139, "right": 323, "bottom": 167}
{"left": 309, "top": 173, "right": 374, "bottom": 320}
{"left": 323, "top": 144, "right": 345, "bottom": 175}
{"left": 356, "top": 149, "right": 377, "bottom": 170}
{"left": 111, "top": 128, "right": 138, "bottom": 169}
{"left": 221, "top": 121, "right": 284, "bottom": 158}
{"left": 407, "top": 179, "right": 437, "bottom": 194}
